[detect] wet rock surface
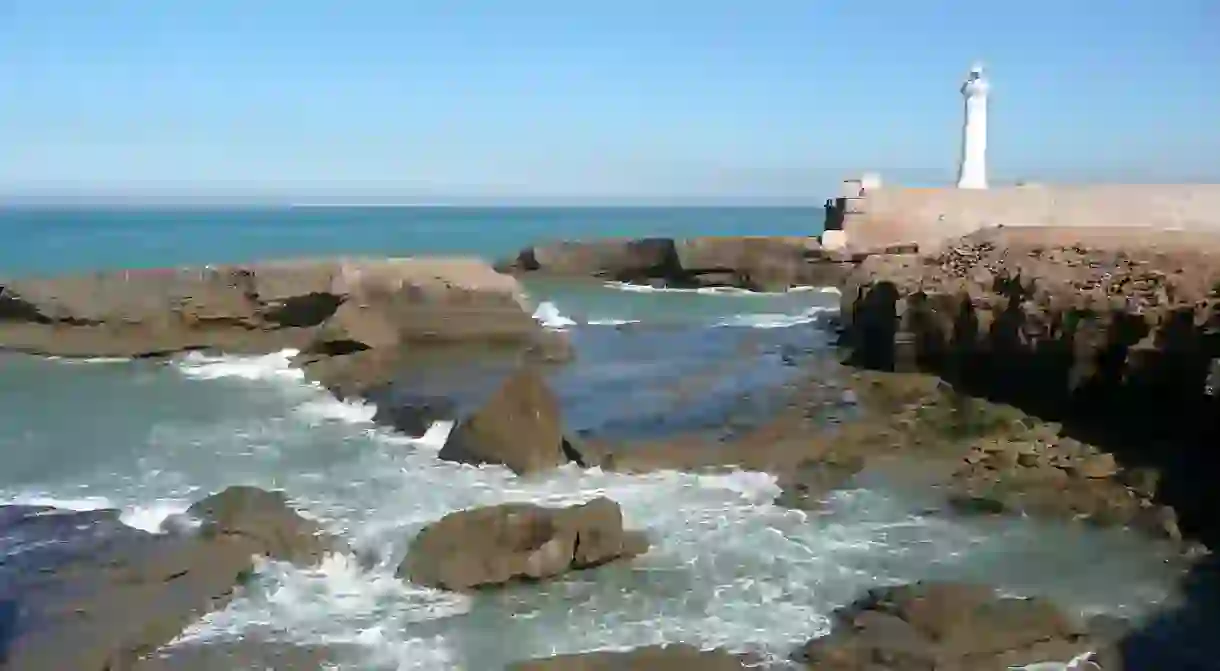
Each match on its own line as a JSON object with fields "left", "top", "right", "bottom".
{"left": 507, "top": 644, "right": 756, "bottom": 670}
{"left": 0, "top": 486, "right": 337, "bottom": 671}
{"left": 793, "top": 582, "right": 1101, "bottom": 670}
{"left": 398, "top": 497, "right": 649, "bottom": 592}
{"left": 439, "top": 366, "right": 587, "bottom": 474}
{"left": 497, "top": 236, "right": 850, "bottom": 291}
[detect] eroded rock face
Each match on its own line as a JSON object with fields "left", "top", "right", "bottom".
{"left": 507, "top": 644, "right": 755, "bottom": 670}
{"left": 439, "top": 366, "right": 584, "bottom": 474}
{"left": 840, "top": 227, "right": 1220, "bottom": 547}
{"left": 498, "top": 236, "right": 849, "bottom": 291}
{"left": 0, "top": 486, "right": 337, "bottom": 671}
{"left": 398, "top": 497, "right": 649, "bottom": 591}
{"left": 794, "top": 582, "right": 1096, "bottom": 670}
{"left": 0, "top": 258, "right": 566, "bottom": 397}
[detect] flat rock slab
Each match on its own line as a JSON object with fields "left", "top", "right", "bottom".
{"left": 0, "top": 256, "right": 539, "bottom": 357}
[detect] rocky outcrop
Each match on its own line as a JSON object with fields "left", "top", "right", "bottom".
{"left": 508, "top": 644, "right": 755, "bottom": 670}
{"left": 840, "top": 226, "right": 1220, "bottom": 547}
{"left": 497, "top": 236, "right": 849, "bottom": 291}
{"left": 0, "top": 258, "right": 568, "bottom": 395}
{"left": 398, "top": 497, "right": 649, "bottom": 591}
{"left": 439, "top": 366, "right": 586, "bottom": 474}
{"left": 0, "top": 486, "right": 339, "bottom": 671}
{"left": 793, "top": 582, "right": 1104, "bottom": 670}
{"left": 774, "top": 454, "right": 866, "bottom": 510}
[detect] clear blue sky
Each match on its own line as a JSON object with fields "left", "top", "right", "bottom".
{"left": 2, "top": 1, "right": 1217, "bottom": 203}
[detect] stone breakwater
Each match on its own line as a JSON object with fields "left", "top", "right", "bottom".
{"left": 840, "top": 226, "right": 1220, "bottom": 548}
{"left": 0, "top": 257, "right": 568, "bottom": 395}
{"left": 496, "top": 236, "right": 849, "bottom": 291}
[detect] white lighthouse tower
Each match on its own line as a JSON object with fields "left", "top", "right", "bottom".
{"left": 956, "top": 62, "right": 990, "bottom": 189}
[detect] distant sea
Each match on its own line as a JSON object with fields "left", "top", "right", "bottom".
{"left": 0, "top": 206, "right": 823, "bottom": 276}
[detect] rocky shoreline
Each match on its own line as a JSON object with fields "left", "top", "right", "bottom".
{"left": 3, "top": 230, "right": 1219, "bottom": 669}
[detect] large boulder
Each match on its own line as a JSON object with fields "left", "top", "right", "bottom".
{"left": 508, "top": 644, "right": 755, "bottom": 670}
{"left": 794, "top": 582, "right": 1094, "bottom": 670}
{"left": 398, "top": 497, "right": 649, "bottom": 591}
{"left": 439, "top": 366, "right": 583, "bottom": 474}
{"left": 0, "top": 486, "right": 339, "bottom": 671}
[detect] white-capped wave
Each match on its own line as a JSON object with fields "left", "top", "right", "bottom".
{"left": 45, "top": 356, "right": 133, "bottom": 364}
{"left": 1, "top": 493, "right": 189, "bottom": 534}
{"left": 713, "top": 306, "right": 835, "bottom": 329}
{"left": 532, "top": 301, "right": 577, "bottom": 330}
{"left": 296, "top": 397, "right": 378, "bottom": 425}
{"left": 176, "top": 349, "right": 306, "bottom": 382}
{"left": 1016, "top": 651, "right": 1100, "bottom": 670}
{"left": 585, "top": 317, "right": 641, "bottom": 326}
{"left": 605, "top": 281, "right": 840, "bottom": 297}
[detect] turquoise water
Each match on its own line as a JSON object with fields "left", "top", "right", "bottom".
{"left": 0, "top": 206, "right": 821, "bottom": 276}
{"left": 0, "top": 207, "right": 1186, "bottom": 669}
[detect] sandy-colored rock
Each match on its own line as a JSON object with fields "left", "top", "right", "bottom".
{"left": 398, "top": 497, "right": 648, "bottom": 591}
{"left": 179, "top": 485, "right": 348, "bottom": 564}
{"left": 840, "top": 226, "right": 1220, "bottom": 548}
{"left": 508, "top": 644, "right": 755, "bottom": 670}
{"left": 439, "top": 366, "right": 582, "bottom": 474}
{"left": 794, "top": 582, "right": 1093, "bottom": 670}
{"left": 1, "top": 257, "right": 567, "bottom": 396}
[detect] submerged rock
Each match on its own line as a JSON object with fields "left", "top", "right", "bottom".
{"left": 794, "top": 582, "right": 1095, "bottom": 670}
{"left": 0, "top": 486, "right": 338, "bottom": 671}
{"left": 439, "top": 366, "right": 586, "bottom": 474}
{"left": 774, "top": 454, "right": 866, "bottom": 510}
{"left": 398, "top": 497, "right": 649, "bottom": 591}
{"left": 180, "top": 485, "right": 348, "bottom": 563}
{"left": 508, "top": 644, "right": 755, "bottom": 670}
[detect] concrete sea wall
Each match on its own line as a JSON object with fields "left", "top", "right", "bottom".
{"left": 831, "top": 184, "right": 1220, "bottom": 252}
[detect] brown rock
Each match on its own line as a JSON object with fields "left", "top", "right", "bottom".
{"left": 1072, "top": 452, "right": 1120, "bottom": 479}
{"left": 398, "top": 497, "right": 648, "bottom": 591}
{"left": 2, "top": 258, "right": 562, "bottom": 398}
{"left": 508, "top": 644, "right": 753, "bottom": 670}
{"left": 181, "top": 485, "right": 346, "bottom": 565}
{"left": 438, "top": 366, "right": 579, "bottom": 474}
{"left": 775, "top": 454, "right": 866, "bottom": 510}
{"left": 796, "top": 582, "right": 1092, "bottom": 671}
{"left": 497, "top": 236, "right": 845, "bottom": 291}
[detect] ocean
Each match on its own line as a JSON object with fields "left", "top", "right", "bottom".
{"left": 0, "top": 207, "right": 1185, "bottom": 669}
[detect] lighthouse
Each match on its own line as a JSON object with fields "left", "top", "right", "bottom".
{"left": 956, "top": 62, "right": 990, "bottom": 189}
